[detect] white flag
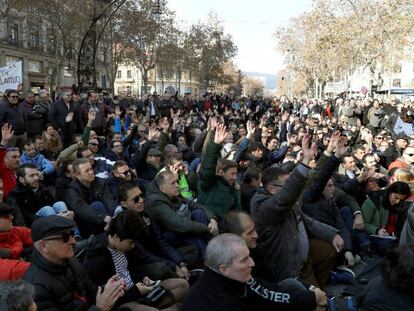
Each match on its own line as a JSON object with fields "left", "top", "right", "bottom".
{"left": 0, "top": 61, "right": 22, "bottom": 92}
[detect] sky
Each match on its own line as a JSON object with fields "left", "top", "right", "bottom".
{"left": 168, "top": 0, "right": 312, "bottom": 75}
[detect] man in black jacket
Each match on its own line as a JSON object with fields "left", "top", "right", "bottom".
{"left": 24, "top": 215, "right": 125, "bottom": 311}
{"left": 65, "top": 158, "right": 117, "bottom": 236}
{"left": 9, "top": 163, "right": 74, "bottom": 227}
{"left": 181, "top": 233, "right": 254, "bottom": 311}
{"left": 0, "top": 89, "right": 27, "bottom": 149}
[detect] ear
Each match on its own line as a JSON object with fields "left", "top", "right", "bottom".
{"left": 18, "top": 176, "right": 25, "bottom": 184}
{"left": 120, "top": 200, "right": 127, "bottom": 208}
{"left": 218, "top": 264, "right": 228, "bottom": 276}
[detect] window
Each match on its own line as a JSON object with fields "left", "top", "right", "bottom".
{"left": 117, "top": 70, "right": 122, "bottom": 78}
{"left": 29, "top": 29, "right": 40, "bottom": 47}
{"left": 9, "top": 23, "right": 19, "bottom": 44}
{"left": 394, "top": 64, "right": 402, "bottom": 73}
{"left": 392, "top": 79, "right": 401, "bottom": 88}
{"left": 127, "top": 70, "right": 132, "bottom": 78}
{"left": 28, "top": 61, "right": 41, "bottom": 73}
{"left": 102, "top": 75, "right": 107, "bottom": 89}
{"left": 6, "top": 56, "right": 21, "bottom": 66}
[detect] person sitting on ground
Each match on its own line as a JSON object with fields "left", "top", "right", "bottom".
{"left": 20, "top": 140, "right": 55, "bottom": 179}
{"left": 82, "top": 209, "right": 189, "bottom": 310}
{"left": 222, "top": 210, "right": 328, "bottom": 311}
{"left": 197, "top": 123, "right": 241, "bottom": 220}
{"left": 114, "top": 182, "right": 198, "bottom": 280}
{"left": 9, "top": 163, "right": 75, "bottom": 227}
{"left": 0, "top": 204, "right": 32, "bottom": 281}
{"left": 65, "top": 158, "right": 117, "bottom": 237}
{"left": 302, "top": 133, "right": 355, "bottom": 266}
{"left": 77, "top": 146, "right": 114, "bottom": 179}
{"left": 107, "top": 160, "right": 148, "bottom": 202}
{"left": 145, "top": 171, "right": 218, "bottom": 258}
{"left": 250, "top": 135, "right": 341, "bottom": 288}
{"left": 24, "top": 215, "right": 126, "bottom": 311}
{"left": 357, "top": 242, "right": 414, "bottom": 311}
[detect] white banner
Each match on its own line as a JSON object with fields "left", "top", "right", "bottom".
{"left": 0, "top": 61, "right": 22, "bottom": 92}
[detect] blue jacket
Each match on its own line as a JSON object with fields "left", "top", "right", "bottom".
{"left": 20, "top": 152, "right": 54, "bottom": 174}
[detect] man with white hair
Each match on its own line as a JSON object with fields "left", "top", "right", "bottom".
{"left": 181, "top": 233, "right": 254, "bottom": 311}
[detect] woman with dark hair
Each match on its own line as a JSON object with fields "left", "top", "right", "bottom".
{"left": 357, "top": 242, "right": 414, "bottom": 310}
{"left": 361, "top": 181, "right": 411, "bottom": 238}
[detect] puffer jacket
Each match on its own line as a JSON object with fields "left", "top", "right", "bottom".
{"left": 23, "top": 250, "right": 99, "bottom": 311}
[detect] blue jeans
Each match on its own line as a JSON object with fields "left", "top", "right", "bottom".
{"left": 163, "top": 208, "right": 209, "bottom": 258}
{"left": 36, "top": 202, "right": 81, "bottom": 238}
{"left": 36, "top": 201, "right": 68, "bottom": 216}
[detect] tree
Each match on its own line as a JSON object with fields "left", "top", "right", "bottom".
{"left": 186, "top": 12, "right": 238, "bottom": 90}
{"left": 242, "top": 76, "right": 264, "bottom": 96}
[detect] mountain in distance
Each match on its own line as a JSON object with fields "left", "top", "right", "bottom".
{"left": 243, "top": 71, "right": 277, "bottom": 91}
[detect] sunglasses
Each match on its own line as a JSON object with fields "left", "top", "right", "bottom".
{"left": 9, "top": 95, "right": 19, "bottom": 98}
{"left": 43, "top": 231, "right": 75, "bottom": 243}
{"left": 132, "top": 194, "right": 144, "bottom": 203}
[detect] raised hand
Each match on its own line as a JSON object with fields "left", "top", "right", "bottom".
{"left": 160, "top": 117, "right": 170, "bottom": 132}
{"left": 334, "top": 136, "right": 349, "bottom": 158}
{"left": 326, "top": 131, "right": 341, "bottom": 154}
{"left": 88, "top": 110, "right": 96, "bottom": 122}
{"left": 301, "top": 134, "right": 317, "bottom": 166}
{"left": 148, "top": 125, "right": 159, "bottom": 141}
{"left": 65, "top": 112, "right": 74, "bottom": 123}
{"left": 246, "top": 120, "right": 255, "bottom": 138}
{"left": 282, "top": 111, "right": 290, "bottom": 123}
{"left": 214, "top": 123, "right": 228, "bottom": 145}
{"left": 1, "top": 123, "right": 14, "bottom": 145}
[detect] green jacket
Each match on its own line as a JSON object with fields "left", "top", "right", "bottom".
{"left": 361, "top": 195, "right": 388, "bottom": 235}
{"left": 197, "top": 142, "right": 241, "bottom": 219}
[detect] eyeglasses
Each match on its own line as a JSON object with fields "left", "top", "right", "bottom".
{"left": 132, "top": 194, "right": 144, "bottom": 203}
{"left": 9, "top": 95, "right": 18, "bottom": 99}
{"left": 43, "top": 231, "right": 75, "bottom": 243}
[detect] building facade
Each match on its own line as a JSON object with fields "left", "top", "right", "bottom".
{"left": 0, "top": 7, "right": 110, "bottom": 94}
{"left": 114, "top": 64, "right": 203, "bottom": 96}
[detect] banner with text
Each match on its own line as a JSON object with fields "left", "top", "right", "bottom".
{"left": 0, "top": 61, "right": 22, "bottom": 92}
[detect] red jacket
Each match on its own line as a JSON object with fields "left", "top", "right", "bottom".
{"left": 0, "top": 259, "right": 30, "bottom": 280}
{"left": 0, "top": 226, "right": 32, "bottom": 259}
{"left": 0, "top": 147, "right": 16, "bottom": 196}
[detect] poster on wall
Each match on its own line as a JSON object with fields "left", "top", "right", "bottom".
{"left": 0, "top": 61, "right": 22, "bottom": 92}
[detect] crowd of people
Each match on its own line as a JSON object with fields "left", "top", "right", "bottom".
{"left": 0, "top": 88, "right": 414, "bottom": 310}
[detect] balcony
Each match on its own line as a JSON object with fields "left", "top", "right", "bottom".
{"left": 7, "top": 37, "right": 24, "bottom": 47}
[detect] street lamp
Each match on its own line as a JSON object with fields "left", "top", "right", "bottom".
{"left": 152, "top": 0, "right": 161, "bottom": 94}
